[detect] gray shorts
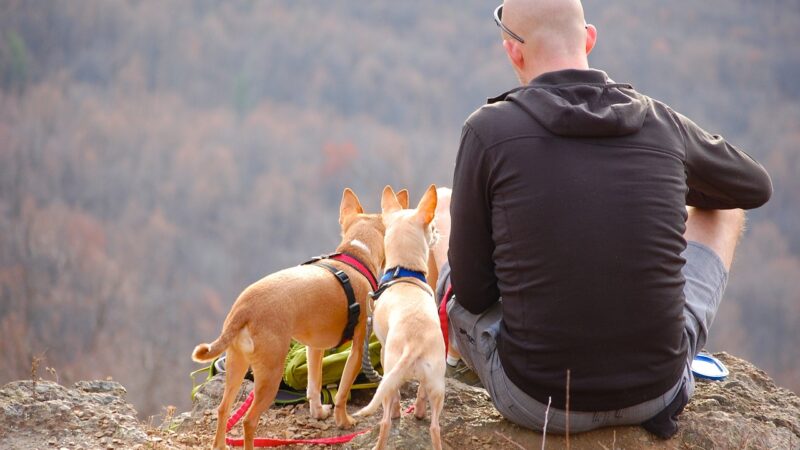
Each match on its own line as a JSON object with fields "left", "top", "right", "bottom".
{"left": 442, "top": 241, "right": 728, "bottom": 433}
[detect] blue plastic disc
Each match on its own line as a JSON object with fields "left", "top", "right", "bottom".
{"left": 691, "top": 353, "right": 729, "bottom": 381}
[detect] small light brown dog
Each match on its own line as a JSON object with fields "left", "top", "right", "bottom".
{"left": 422, "top": 186, "right": 462, "bottom": 365}
{"left": 428, "top": 187, "right": 462, "bottom": 365}
{"left": 192, "top": 188, "right": 385, "bottom": 450}
{"left": 354, "top": 185, "right": 446, "bottom": 450}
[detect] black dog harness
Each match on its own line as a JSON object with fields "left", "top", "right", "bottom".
{"left": 302, "top": 253, "right": 379, "bottom": 348}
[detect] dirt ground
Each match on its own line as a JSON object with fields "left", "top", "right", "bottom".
{"left": 144, "top": 357, "right": 489, "bottom": 450}
{"left": 142, "top": 386, "right": 451, "bottom": 450}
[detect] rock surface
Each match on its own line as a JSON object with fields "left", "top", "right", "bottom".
{"left": 679, "top": 352, "right": 799, "bottom": 449}
{"left": 347, "top": 352, "right": 800, "bottom": 449}
{"left": 0, "top": 379, "right": 147, "bottom": 450}
{"left": 1, "top": 352, "right": 797, "bottom": 449}
{"left": 186, "top": 374, "right": 254, "bottom": 422}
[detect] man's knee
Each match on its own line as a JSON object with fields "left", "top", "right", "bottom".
{"left": 684, "top": 208, "right": 745, "bottom": 270}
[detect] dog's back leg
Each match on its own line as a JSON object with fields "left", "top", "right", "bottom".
{"left": 427, "top": 380, "right": 445, "bottom": 450}
{"left": 413, "top": 384, "right": 428, "bottom": 420}
{"left": 375, "top": 392, "right": 396, "bottom": 450}
{"left": 242, "top": 337, "right": 291, "bottom": 450}
{"left": 212, "top": 348, "right": 249, "bottom": 450}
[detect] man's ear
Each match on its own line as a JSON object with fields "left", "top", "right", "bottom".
{"left": 415, "top": 184, "right": 438, "bottom": 226}
{"left": 503, "top": 39, "right": 525, "bottom": 72}
{"left": 381, "top": 185, "right": 402, "bottom": 215}
{"left": 339, "top": 188, "right": 364, "bottom": 225}
{"left": 585, "top": 24, "right": 597, "bottom": 56}
{"left": 396, "top": 189, "right": 410, "bottom": 209}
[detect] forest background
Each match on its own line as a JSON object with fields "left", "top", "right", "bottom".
{"left": 1, "top": 0, "right": 798, "bottom": 417}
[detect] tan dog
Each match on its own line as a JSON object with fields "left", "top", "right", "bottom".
{"left": 355, "top": 185, "right": 446, "bottom": 450}
{"left": 429, "top": 187, "right": 462, "bottom": 365}
{"left": 192, "top": 188, "right": 385, "bottom": 450}
{"left": 430, "top": 187, "right": 451, "bottom": 282}
{"left": 419, "top": 186, "right": 461, "bottom": 366}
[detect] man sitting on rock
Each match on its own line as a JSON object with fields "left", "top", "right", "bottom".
{"left": 439, "top": 0, "right": 772, "bottom": 438}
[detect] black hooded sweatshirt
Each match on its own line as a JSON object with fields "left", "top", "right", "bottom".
{"left": 449, "top": 69, "right": 772, "bottom": 411}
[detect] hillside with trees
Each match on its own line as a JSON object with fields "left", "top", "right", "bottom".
{"left": 1, "top": 0, "right": 798, "bottom": 416}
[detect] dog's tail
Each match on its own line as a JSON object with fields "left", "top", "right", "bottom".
{"left": 192, "top": 341, "right": 225, "bottom": 363}
{"left": 191, "top": 313, "right": 250, "bottom": 363}
{"left": 354, "top": 349, "right": 416, "bottom": 417}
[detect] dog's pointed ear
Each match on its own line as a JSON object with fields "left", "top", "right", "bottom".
{"left": 381, "top": 185, "right": 401, "bottom": 214}
{"left": 396, "top": 189, "right": 410, "bottom": 209}
{"left": 415, "top": 184, "right": 438, "bottom": 226}
{"left": 340, "top": 188, "right": 364, "bottom": 225}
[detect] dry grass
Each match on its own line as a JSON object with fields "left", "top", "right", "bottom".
{"left": 29, "top": 352, "right": 45, "bottom": 401}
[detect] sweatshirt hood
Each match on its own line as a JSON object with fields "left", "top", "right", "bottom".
{"left": 489, "top": 69, "right": 650, "bottom": 137}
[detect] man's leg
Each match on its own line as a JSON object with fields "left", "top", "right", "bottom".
{"left": 684, "top": 207, "right": 745, "bottom": 271}
{"left": 446, "top": 297, "right": 541, "bottom": 428}
{"left": 680, "top": 207, "right": 745, "bottom": 396}
{"left": 447, "top": 293, "right": 683, "bottom": 433}
{"left": 438, "top": 261, "right": 499, "bottom": 384}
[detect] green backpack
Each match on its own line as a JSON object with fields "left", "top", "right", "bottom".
{"left": 191, "top": 336, "right": 383, "bottom": 405}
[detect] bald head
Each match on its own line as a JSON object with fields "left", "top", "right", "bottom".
{"left": 499, "top": 0, "right": 595, "bottom": 83}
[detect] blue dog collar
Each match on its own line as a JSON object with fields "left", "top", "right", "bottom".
{"left": 380, "top": 266, "right": 427, "bottom": 285}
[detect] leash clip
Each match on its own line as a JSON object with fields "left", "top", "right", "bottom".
{"left": 369, "top": 284, "right": 390, "bottom": 301}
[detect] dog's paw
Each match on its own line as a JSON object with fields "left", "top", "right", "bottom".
{"left": 335, "top": 414, "right": 357, "bottom": 429}
{"left": 335, "top": 407, "right": 357, "bottom": 429}
{"left": 310, "top": 403, "right": 332, "bottom": 420}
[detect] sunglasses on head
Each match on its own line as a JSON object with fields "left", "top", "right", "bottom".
{"left": 494, "top": 4, "right": 589, "bottom": 45}
{"left": 494, "top": 4, "right": 526, "bottom": 44}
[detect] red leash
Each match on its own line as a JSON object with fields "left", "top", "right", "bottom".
{"left": 439, "top": 286, "right": 453, "bottom": 355}
{"left": 224, "top": 391, "right": 369, "bottom": 447}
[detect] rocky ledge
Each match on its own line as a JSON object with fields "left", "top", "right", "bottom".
{"left": 0, "top": 380, "right": 147, "bottom": 449}
{"left": 1, "top": 352, "right": 798, "bottom": 449}
{"left": 348, "top": 352, "right": 800, "bottom": 449}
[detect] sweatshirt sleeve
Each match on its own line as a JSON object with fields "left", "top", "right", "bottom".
{"left": 674, "top": 111, "right": 773, "bottom": 210}
{"left": 449, "top": 122, "right": 501, "bottom": 314}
